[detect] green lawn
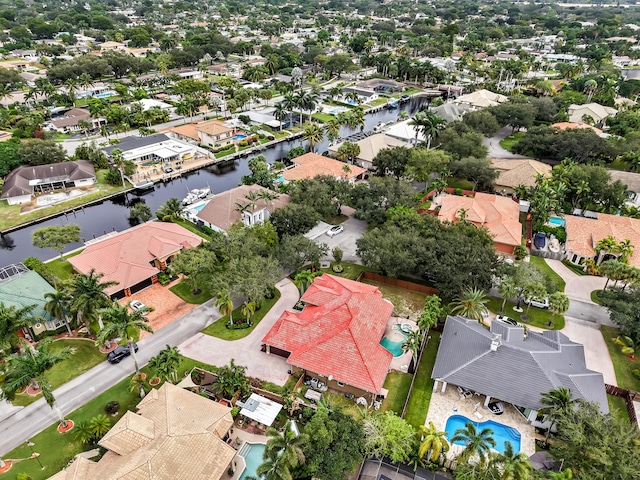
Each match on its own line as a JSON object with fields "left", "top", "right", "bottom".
{"left": 601, "top": 325, "right": 640, "bottom": 392}
{"left": 1, "top": 355, "right": 219, "bottom": 480}
{"left": 530, "top": 256, "right": 566, "bottom": 293}
{"left": 381, "top": 371, "right": 413, "bottom": 415}
{"left": 486, "top": 296, "right": 565, "bottom": 330}
{"left": 169, "top": 280, "right": 213, "bottom": 304}
{"left": 361, "top": 280, "right": 426, "bottom": 318}
{"left": 561, "top": 259, "right": 587, "bottom": 276}
{"left": 591, "top": 289, "right": 604, "bottom": 305}
{"left": 311, "top": 113, "right": 335, "bottom": 123}
{"left": 0, "top": 170, "right": 128, "bottom": 231}
{"left": 404, "top": 331, "right": 441, "bottom": 428}
{"left": 392, "top": 87, "right": 422, "bottom": 98}
{"left": 319, "top": 262, "right": 373, "bottom": 281}
{"left": 367, "top": 97, "right": 389, "bottom": 108}
{"left": 170, "top": 219, "right": 211, "bottom": 241}
{"left": 607, "top": 394, "right": 631, "bottom": 424}
{"left": 499, "top": 132, "right": 525, "bottom": 152}
{"left": 12, "top": 339, "right": 105, "bottom": 407}
{"left": 45, "top": 250, "right": 83, "bottom": 283}
{"left": 446, "top": 178, "right": 474, "bottom": 191}
{"left": 201, "top": 289, "right": 281, "bottom": 340}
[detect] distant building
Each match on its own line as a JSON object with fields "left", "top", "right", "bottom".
{"left": 329, "top": 134, "right": 408, "bottom": 170}
{"left": 195, "top": 119, "right": 236, "bottom": 148}
{"left": 1, "top": 160, "right": 96, "bottom": 205}
{"left": 567, "top": 103, "right": 617, "bottom": 127}
{"left": 491, "top": 159, "right": 552, "bottom": 195}
{"left": 281, "top": 153, "right": 366, "bottom": 184}
{"left": 45, "top": 107, "right": 106, "bottom": 133}
{"left": 453, "top": 89, "right": 507, "bottom": 109}
{"left": 102, "top": 134, "right": 201, "bottom": 165}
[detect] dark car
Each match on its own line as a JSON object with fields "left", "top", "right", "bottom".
{"left": 107, "top": 343, "right": 138, "bottom": 364}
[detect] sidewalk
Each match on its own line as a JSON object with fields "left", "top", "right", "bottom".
{"left": 178, "top": 278, "right": 299, "bottom": 385}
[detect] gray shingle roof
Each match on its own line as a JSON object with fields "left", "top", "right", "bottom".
{"left": 1, "top": 160, "right": 96, "bottom": 198}
{"left": 102, "top": 133, "right": 170, "bottom": 156}
{"left": 432, "top": 316, "right": 608, "bottom": 413}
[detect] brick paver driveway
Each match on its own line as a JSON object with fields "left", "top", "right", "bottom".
{"left": 119, "top": 280, "right": 199, "bottom": 339}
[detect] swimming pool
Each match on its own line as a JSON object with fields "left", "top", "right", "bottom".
{"left": 233, "top": 134, "right": 247, "bottom": 141}
{"left": 187, "top": 203, "right": 206, "bottom": 214}
{"left": 238, "top": 442, "right": 266, "bottom": 480}
{"left": 94, "top": 92, "right": 114, "bottom": 98}
{"left": 445, "top": 414, "right": 521, "bottom": 454}
{"left": 380, "top": 324, "right": 409, "bottom": 357}
{"left": 548, "top": 215, "right": 565, "bottom": 227}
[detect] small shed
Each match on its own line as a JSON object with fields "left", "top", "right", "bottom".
{"left": 237, "top": 393, "right": 283, "bottom": 427}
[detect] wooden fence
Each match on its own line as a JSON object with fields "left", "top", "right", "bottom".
{"left": 605, "top": 383, "right": 639, "bottom": 426}
{"left": 356, "top": 271, "right": 438, "bottom": 296}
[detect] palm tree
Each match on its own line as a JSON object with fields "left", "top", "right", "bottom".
{"left": 110, "top": 148, "right": 126, "bottom": 188}
{"left": 256, "top": 451, "right": 293, "bottom": 480}
{"left": 282, "top": 93, "right": 297, "bottom": 126}
{"left": 451, "top": 421, "right": 496, "bottom": 465}
{"left": 498, "top": 279, "right": 519, "bottom": 314}
{"left": 257, "top": 189, "right": 280, "bottom": 210}
{"left": 148, "top": 344, "right": 181, "bottom": 383}
{"left": 0, "top": 303, "right": 39, "bottom": 353}
{"left": 44, "top": 290, "right": 74, "bottom": 337}
{"left": 547, "top": 292, "right": 569, "bottom": 328}
{"left": 156, "top": 198, "right": 184, "bottom": 221}
{"left": 324, "top": 118, "right": 341, "bottom": 144}
{"left": 417, "top": 421, "right": 450, "bottom": 463}
{"left": 402, "top": 329, "right": 424, "bottom": 361}
{"left": 240, "top": 300, "right": 256, "bottom": 326}
{"left": 215, "top": 290, "right": 234, "bottom": 325}
{"left": 521, "top": 282, "right": 547, "bottom": 321}
{"left": 69, "top": 269, "right": 118, "bottom": 330}
{"left": 489, "top": 440, "right": 532, "bottom": 480}
{"left": 129, "top": 373, "right": 147, "bottom": 398}
{"left": 616, "top": 239, "right": 634, "bottom": 264}
{"left": 449, "top": 288, "right": 489, "bottom": 321}
{"left": 273, "top": 102, "right": 287, "bottom": 131}
{"left": 302, "top": 123, "right": 324, "bottom": 153}
{"left": 539, "top": 387, "right": 577, "bottom": 443}
{"left": 64, "top": 78, "right": 79, "bottom": 106}
{"left": 264, "top": 420, "right": 307, "bottom": 470}
{"left": 293, "top": 270, "right": 319, "bottom": 296}
{"left": 96, "top": 303, "right": 153, "bottom": 374}
{"left": 89, "top": 414, "right": 111, "bottom": 440}
{"left": 294, "top": 91, "right": 307, "bottom": 126}
{"left": 0, "top": 338, "right": 73, "bottom": 428}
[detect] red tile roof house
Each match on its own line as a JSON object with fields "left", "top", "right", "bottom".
{"left": 262, "top": 274, "right": 394, "bottom": 401}
{"left": 69, "top": 222, "right": 203, "bottom": 299}
{"left": 436, "top": 192, "right": 522, "bottom": 256}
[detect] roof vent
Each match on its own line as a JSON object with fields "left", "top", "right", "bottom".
{"left": 490, "top": 334, "right": 501, "bottom": 352}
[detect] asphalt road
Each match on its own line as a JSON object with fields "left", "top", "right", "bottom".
{"left": 566, "top": 299, "right": 614, "bottom": 326}
{"left": 0, "top": 299, "right": 220, "bottom": 457}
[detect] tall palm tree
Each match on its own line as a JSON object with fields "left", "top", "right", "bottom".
{"left": 96, "top": 303, "right": 153, "bottom": 375}
{"left": 215, "top": 290, "right": 234, "bottom": 325}
{"left": 257, "top": 189, "right": 280, "bottom": 210}
{"left": 69, "top": 269, "right": 118, "bottom": 330}
{"left": 547, "top": 292, "right": 569, "bottom": 328}
{"left": 449, "top": 288, "right": 489, "bottom": 321}
{"left": 0, "top": 338, "right": 73, "bottom": 428}
{"left": 402, "top": 329, "right": 424, "bottom": 362}
{"left": 498, "top": 279, "right": 519, "bottom": 315}
{"left": 302, "top": 123, "right": 324, "bottom": 153}
{"left": 417, "top": 421, "right": 450, "bottom": 463}
{"left": 110, "top": 148, "right": 126, "bottom": 188}
{"left": 273, "top": 102, "right": 287, "bottom": 131}
{"left": 64, "top": 78, "right": 79, "bottom": 106}
{"left": 616, "top": 239, "right": 634, "bottom": 264}
{"left": 264, "top": 420, "right": 307, "bottom": 470}
{"left": 324, "top": 118, "right": 341, "bottom": 144}
{"left": 488, "top": 440, "right": 532, "bottom": 480}
{"left": 282, "top": 93, "right": 297, "bottom": 126}
{"left": 0, "top": 303, "right": 39, "bottom": 354}
{"left": 156, "top": 198, "right": 184, "bottom": 221}
{"left": 256, "top": 451, "right": 293, "bottom": 480}
{"left": 451, "top": 421, "right": 496, "bottom": 465}
{"left": 539, "top": 387, "right": 577, "bottom": 443}
{"left": 294, "top": 90, "right": 307, "bottom": 126}
{"left": 240, "top": 300, "right": 256, "bottom": 326}
{"left": 44, "top": 290, "right": 73, "bottom": 337}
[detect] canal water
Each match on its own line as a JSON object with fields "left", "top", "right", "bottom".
{"left": 0, "top": 99, "right": 428, "bottom": 264}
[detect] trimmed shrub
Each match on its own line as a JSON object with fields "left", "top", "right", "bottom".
{"left": 104, "top": 401, "right": 120, "bottom": 416}
{"left": 23, "top": 257, "right": 59, "bottom": 285}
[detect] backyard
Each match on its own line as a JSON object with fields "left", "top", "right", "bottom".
{"left": 1, "top": 355, "right": 219, "bottom": 480}
{"left": 381, "top": 371, "right": 412, "bottom": 415}
{"left": 45, "top": 250, "right": 83, "bottom": 283}
{"left": 360, "top": 279, "right": 427, "bottom": 318}
{"left": 404, "top": 331, "right": 440, "bottom": 428}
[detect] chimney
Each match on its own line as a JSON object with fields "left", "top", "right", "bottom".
{"left": 490, "top": 334, "right": 501, "bottom": 352}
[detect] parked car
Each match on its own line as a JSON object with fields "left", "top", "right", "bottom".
{"left": 107, "top": 343, "right": 138, "bottom": 364}
{"left": 496, "top": 315, "right": 518, "bottom": 326}
{"left": 524, "top": 296, "right": 549, "bottom": 309}
{"left": 129, "top": 300, "right": 146, "bottom": 311}
{"left": 164, "top": 167, "right": 174, "bottom": 174}
{"left": 326, "top": 225, "right": 344, "bottom": 237}
{"left": 533, "top": 232, "right": 547, "bottom": 249}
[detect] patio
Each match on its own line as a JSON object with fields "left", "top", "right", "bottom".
{"left": 381, "top": 316, "right": 418, "bottom": 372}
{"left": 425, "top": 382, "right": 536, "bottom": 459}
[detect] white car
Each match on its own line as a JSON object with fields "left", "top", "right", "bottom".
{"left": 524, "top": 297, "right": 549, "bottom": 309}
{"left": 326, "top": 225, "right": 344, "bottom": 237}
{"left": 129, "top": 300, "right": 147, "bottom": 312}
{"left": 496, "top": 315, "right": 518, "bottom": 326}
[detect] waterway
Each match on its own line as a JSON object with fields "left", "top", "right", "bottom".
{"left": 0, "top": 98, "right": 428, "bottom": 264}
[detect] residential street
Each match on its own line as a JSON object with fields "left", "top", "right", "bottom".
{"left": 0, "top": 298, "right": 221, "bottom": 457}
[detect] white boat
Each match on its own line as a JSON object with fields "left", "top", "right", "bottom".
{"left": 197, "top": 187, "right": 211, "bottom": 199}
{"left": 182, "top": 187, "right": 211, "bottom": 205}
{"left": 182, "top": 193, "right": 197, "bottom": 205}
{"left": 373, "top": 122, "right": 385, "bottom": 133}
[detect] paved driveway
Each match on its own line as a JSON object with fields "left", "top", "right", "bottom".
{"left": 484, "top": 127, "right": 533, "bottom": 159}
{"left": 562, "top": 317, "right": 617, "bottom": 385}
{"left": 178, "top": 278, "right": 299, "bottom": 384}
{"left": 317, "top": 207, "right": 367, "bottom": 263}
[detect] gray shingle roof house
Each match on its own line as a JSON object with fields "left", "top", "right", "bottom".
{"left": 432, "top": 316, "right": 608, "bottom": 415}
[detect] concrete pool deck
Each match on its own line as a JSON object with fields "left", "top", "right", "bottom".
{"left": 383, "top": 317, "right": 418, "bottom": 372}
{"left": 425, "top": 383, "right": 536, "bottom": 459}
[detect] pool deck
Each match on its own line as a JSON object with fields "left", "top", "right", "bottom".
{"left": 425, "top": 383, "right": 536, "bottom": 459}
{"left": 383, "top": 317, "right": 418, "bottom": 372}
{"left": 223, "top": 429, "right": 267, "bottom": 480}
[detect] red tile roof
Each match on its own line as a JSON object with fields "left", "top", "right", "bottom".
{"left": 262, "top": 274, "right": 393, "bottom": 393}
{"left": 438, "top": 193, "right": 522, "bottom": 247}
{"left": 69, "top": 223, "right": 203, "bottom": 294}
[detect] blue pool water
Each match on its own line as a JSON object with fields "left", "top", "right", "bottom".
{"left": 445, "top": 414, "right": 521, "bottom": 453}
{"left": 95, "top": 92, "right": 114, "bottom": 98}
{"left": 239, "top": 443, "right": 266, "bottom": 480}
{"left": 189, "top": 203, "right": 206, "bottom": 214}
{"left": 233, "top": 134, "right": 247, "bottom": 141}
{"left": 380, "top": 324, "right": 409, "bottom": 357}
{"left": 548, "top": 215, "right": 565, "bottom": 227}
